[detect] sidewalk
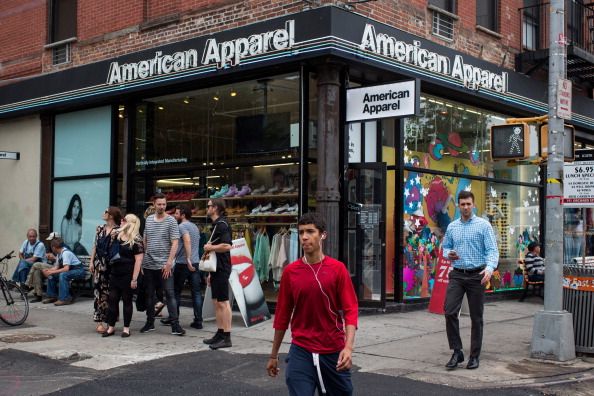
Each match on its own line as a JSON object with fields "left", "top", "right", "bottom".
{"left": 0, "top": 296, "right": 592, "bottom": 390}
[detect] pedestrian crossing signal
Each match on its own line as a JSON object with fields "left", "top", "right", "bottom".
{"left": 539, "top": 124, "right": 575, "bottom": 162}
{"left": 490, "top": 123, "right": 529, "bottom": 160}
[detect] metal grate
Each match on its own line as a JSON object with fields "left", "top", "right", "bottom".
{"left": 432, "top": 10, "right": 454, "bottom": 41}
{"left": 52, "top": 43, "right": 70, "bottom": 65}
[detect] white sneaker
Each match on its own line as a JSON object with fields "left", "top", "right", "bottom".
{"left": 274, "top": 204, "right": 290, "bottom": 213}
{"left": 281, "top": 186, "right": 296, "bottom": 193}
{"left": 251, "top": 186, "right": 266, "bottom": 195}
{"left": 287, "top": 204, "right": 299, "bottom": 214}
{"left": 267, "top": 186, "right": 279, "bottom": 194}
{"left": 260, "top": 203, "right": 272, "bottom": 213}
{"left": 250, "top": 205, "right": 262, "bottom": 215}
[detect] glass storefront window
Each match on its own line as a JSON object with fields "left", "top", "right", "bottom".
{"left": 401, "top": 171, "right": 540, "bottom": 299}
{"left": 402, "top": 95, "right": 540, "bottom": 182}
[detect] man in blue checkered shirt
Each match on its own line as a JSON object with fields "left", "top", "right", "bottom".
{"left": 441, "top": 190, "right": 499, "bottom": 370}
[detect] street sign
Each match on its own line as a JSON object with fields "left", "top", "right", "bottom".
{"left": 575, "top": 149, "right": 594, "bottom": 162}
{"left": 346, "top": 80, "right": 419, "bottom": 122}
{"left": 539, "top": 124, "right": 575, "bottom": 161}
{"left": 557, "top": 79, "right": 572, "bottom": 120}
{"left": 563, "top": 160, "right": 594, "bottom": 206}
{"left": 0, "top": 151, "right": 20, "bottom": 160}
{"left": 490, "top": 123, "right": 529, "bottom": 160}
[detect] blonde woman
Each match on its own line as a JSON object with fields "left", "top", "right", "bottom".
{"left": 103, "top": 214, "right": 144, "bottom": 337}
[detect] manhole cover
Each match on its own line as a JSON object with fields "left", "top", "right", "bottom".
{"left": 0, "top": 334, "right": 55, "bottom": 343}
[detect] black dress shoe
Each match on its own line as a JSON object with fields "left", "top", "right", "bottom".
{"left": 445, "top": 350, "right": 464, "bottom": 369}
{"left": 466, "top": 356, "right": 479, "bottom": 369}
{"left": 102, "top": 331, "right": 116, "bottom": 338}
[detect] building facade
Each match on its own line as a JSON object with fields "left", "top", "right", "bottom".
{"left": 1, "top": 0, "right": 593, "bottom": 307}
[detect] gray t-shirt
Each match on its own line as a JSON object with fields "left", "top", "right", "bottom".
{"left": 143, "top": 214, "right": 180, "bottom": 270}
{"left": 176, "top": 220, "right": 201, "bottom": 265}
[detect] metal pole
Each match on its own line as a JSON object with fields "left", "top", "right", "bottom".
{"left": 531, "top": 0, "right": 575, "bottom": 361}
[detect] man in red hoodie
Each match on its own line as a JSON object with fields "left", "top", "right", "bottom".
{"left": 267, "top": 212, "right": 358, "bottom": 395}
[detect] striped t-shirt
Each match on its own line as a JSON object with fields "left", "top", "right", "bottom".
{"left": 143, "top": 214, "right": 180, "bottom": 270}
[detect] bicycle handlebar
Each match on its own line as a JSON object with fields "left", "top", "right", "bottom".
{"left": 1, "top": 251, "right": 15, "bottom": 261}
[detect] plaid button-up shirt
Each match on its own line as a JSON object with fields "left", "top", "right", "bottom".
{"left": 442, "top": 215, "right": 499, "bottom": 271}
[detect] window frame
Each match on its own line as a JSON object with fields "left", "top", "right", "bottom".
{"left": 476, "top": 0, "right": 499, "bottom": 33}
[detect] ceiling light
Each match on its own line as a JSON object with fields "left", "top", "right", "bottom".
{"left": 138, "top": 109, "right": 144, "bottom": 113}
{"left": 230, "top": 90, "right": 237, "bottom": 97}
{"left": 183, "top": 97, "right": 190, "bottom": 104}
{"left": 158, "top": 106, "right": 164, "bottom": 110}
{"left": 118, "top": 114, "right": 124, "bottom": 119}
{"left": 118, "top": 105, "right": 125, "bottom": 111}
{"left": 213, "top": 95, "right": 219, "bottom": 101}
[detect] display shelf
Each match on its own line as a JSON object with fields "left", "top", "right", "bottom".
{"left": 145, "top": 199, "right": 192, "bottom": 204}
{"left": 245, "top": 213, "right": 298, "bottom": 217}
{"left": 192, "top": 193, "right": 298, "bottom": 201}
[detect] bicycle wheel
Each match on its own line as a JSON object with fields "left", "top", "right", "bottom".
{"left": 0, "top": 280, "right": 29, "bottom": 326}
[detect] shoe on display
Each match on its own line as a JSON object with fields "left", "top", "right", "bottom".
{"left": 281, "top": 185, "right": 296, "bottom": 193}
{"left": 260, "top": 203, "right": 273, "bottom": 214}
{"left": 287, "top": 204, "right": 299, "bottom": 214}
{"left": 237, "top": 185, "right": 252, "bottom": 197}
{"left": 274, "top": 204, "right": 290, "bottom": 213}
{"left": 267, "top": 185, "right": 280, "bottom": 194}
{"left": 224, "top": 184, "right": 238, "bottom": 197}
{"left": 211, "top": 185, "right": 229, "bottom": 198}
{"left": 250, "top": 205, "right": 262, "bottom": 215}
{"left": 251, "top": 185, "right": 266, "bottom": 195}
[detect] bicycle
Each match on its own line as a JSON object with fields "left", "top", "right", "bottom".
{"left": 0, "top": 251, "right": 29, "bottom": 325}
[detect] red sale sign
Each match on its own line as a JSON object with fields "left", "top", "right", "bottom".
{"left": 428, "top": 255, "right": 452, "bottom": 315}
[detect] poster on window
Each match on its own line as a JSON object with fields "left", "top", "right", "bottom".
{"left": 229, "top": 238, "right": 271, "bottom": 327}
{"left": 53, "top": 178, "right": 110, "bottom": 257}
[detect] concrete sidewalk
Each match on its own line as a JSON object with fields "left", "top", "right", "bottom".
{"left": 0, "top": 296, "right": 592, "bottom": 390}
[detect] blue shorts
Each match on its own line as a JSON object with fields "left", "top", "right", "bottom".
{"left": 285, "top": 343, "right": 353, "bottom": 396}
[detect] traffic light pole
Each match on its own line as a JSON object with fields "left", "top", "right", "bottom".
{"left": 530, "top": 0, "right": 575, "bottom": 361}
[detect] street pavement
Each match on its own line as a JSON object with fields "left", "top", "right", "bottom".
{"left": 0, "top": 295, "right": 593, "bottom": 395}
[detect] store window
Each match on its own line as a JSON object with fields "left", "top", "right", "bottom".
{"left": 53, "top": 106, "right": 112, "bottom": 257}
{"left": 476, "top": 0, "right": 499, "bottom": 32}
{"left": 403, "top": 95, "right": 540, "bottom": 183}
{"left": 401, "top": 161, "right": 541, "bottom": 299}
{"left": 133, "top": 73, "right": 301, "bottom": 302}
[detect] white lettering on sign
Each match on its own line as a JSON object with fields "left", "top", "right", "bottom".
{"left": 107, "top": 20, "right": 295, "bottom": 85}
{"left": 359, "top": 24, "right": 508, "bottom": 93}
{"left": 347, "top": 80, "right": 417, "bottom": 122}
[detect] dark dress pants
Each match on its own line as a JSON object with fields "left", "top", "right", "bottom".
{"left": 444, "top": 269, "right": 485, "bottom": 358}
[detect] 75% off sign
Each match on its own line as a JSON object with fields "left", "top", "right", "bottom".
{"left": 564, "top": 162, "right": 594, "bottom": 206}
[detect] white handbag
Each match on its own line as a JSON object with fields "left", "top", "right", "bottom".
{"left": 198, "top": 226, "right": 219, "bottom": 272}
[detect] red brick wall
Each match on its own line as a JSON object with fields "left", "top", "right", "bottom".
{"left": 0, "top": 0, "right": 46, "bottom": 80}
{"left": 1, "top": 0, "right": 525, "bottom": 81}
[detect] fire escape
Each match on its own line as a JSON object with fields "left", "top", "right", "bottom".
{"left": 516, "top": 0, "right": 594, "bottom": 92}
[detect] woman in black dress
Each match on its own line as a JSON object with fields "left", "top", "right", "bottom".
{"left": 90, "top": 206, "right": 121, "bottom": 334}
{"left": 103, "top": 214, "right": 144, "bottom": 337}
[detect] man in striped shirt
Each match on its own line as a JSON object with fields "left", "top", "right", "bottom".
{"left": 524, "top": 242, "right": 545, "bottom": 282}
{"left": 442, "top": 190, "right": 499, "bottom": 370}
{"left": 140, "top": 193, "right": 183, "bottom": 335}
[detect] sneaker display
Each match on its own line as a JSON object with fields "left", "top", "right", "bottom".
{"left": 224, "top": 184, "right": 238, "bottom": 197}
{"left": 259, "top": 202, "right": 273, "bottom": 214}
{"left": 171, "top": 322, "right": 186, "bottom": 336}
{"left": 287, "top": 204, "right": 299, "bottom": 214}
{"left": 281, "top": 185, "right": 296, "bottom": 193}
{"left": 251, "top": 185, "right": 266, "bottom": 195}
{"left": 210, "top": 185, "right": 229, "bottom": 198}
{"left": 250, "top": 205, "right": 262, "bottom": 215}
{"left": 267, "top": 185, "right": 279, "bottom": 194}
{"left": 236, "top": 184, "right": 252, "bottom": 197}
{"left": 140, "top": 322, "right": 155, "bottom": 333}
{"left": 274, "top": 204, "right": 290, "bottom": 213}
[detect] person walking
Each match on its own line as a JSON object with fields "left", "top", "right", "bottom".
{"left": 164, "top": 204, "right": 203, "bottom": 330}
{"left": 266, "top": 212, "right": 358, "bottom": 395}
{"left": 442, "top": 190, "right": 499, "bottom": 370}
{"left": 103, "top": 214, "right": 144, "bottom": 338}
{"left": 140, "top": 193, "right": 184, "bottom": 335}
{"left": 202, "top": 198, "right": 233, "bottom": 349}
{"left": 90, "top": 207, "right": 122, "bottom": 334}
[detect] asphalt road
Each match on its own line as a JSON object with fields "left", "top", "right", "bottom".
{"left": 0, "top": 349, "right": 552, "bottom": 396}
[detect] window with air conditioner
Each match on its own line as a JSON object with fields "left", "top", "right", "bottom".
{"left": 428, "top": 0, "right": 456, "bottom": 41}
{"left": 48, "top": 0, "right": 77, "bottom": 65}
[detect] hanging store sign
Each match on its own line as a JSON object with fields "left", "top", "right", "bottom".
{"left": 346, "top": 80, "right": 419, "bottom": 122}
{"left": 563, "top": 160, "right": 594, "bottom": 206}
{"left": 107, "top": 20, "right": 295, "bottom": 84}
{"left": 0, "top": 151, "right": 19, "bottom": 160}
{"left": 360, "top": 24, "right": 508, "bottom": 93}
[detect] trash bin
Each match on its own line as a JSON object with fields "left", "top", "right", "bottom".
{"left": 562, "top": 264, "right": 594, "bottom": 354}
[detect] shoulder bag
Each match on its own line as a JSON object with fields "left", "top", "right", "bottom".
{"left": 198, "top": 225, "right": 220, "bottom": 272}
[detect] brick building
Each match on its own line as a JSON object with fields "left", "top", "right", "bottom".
{"left": 1, "top": 0, "right": 593, "bottom": 308}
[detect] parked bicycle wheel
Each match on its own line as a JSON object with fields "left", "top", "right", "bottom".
{"left": 0, "top": 280, "right": 29, "bottom": 326}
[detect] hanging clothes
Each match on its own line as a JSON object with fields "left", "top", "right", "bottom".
{"left": 254, "top": 230, "right": 271, "bottom": 282}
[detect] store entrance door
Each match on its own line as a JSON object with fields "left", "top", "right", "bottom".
{"left": 343, "top": 163, "right": 386, "bottom": 307}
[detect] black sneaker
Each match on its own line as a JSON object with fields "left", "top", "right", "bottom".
{"left": 203, "top": 332, "right": 223, "bottom": 345}
{"left": 160, "top": 318, "right": 173, "bottom": 326}
{"left": 209, "top": 336, "right": 232, "bottom": 350}
{"left": 190, "top": 321, "right": 203, "bottom": 330}
{"left": 29, "top": 295, "right": 42, "bottom": 303}
{"left": 171, "top": 322, "right": 186, "bottom": 336}
{"left": 140, "top": 322, "right": 155, "bottom": 333}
